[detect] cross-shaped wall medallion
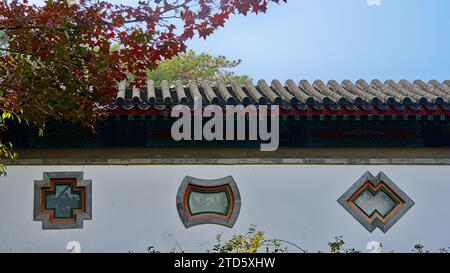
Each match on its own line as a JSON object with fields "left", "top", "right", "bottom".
{"left": 42, "top": 180, "right": 84, "bottom": 221}
{"left": 34, "top": 172, "right": 92, "bottom": 230}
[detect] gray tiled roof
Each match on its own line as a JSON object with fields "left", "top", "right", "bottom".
{"left": 112, "top": 79, "right": 450, "bottom": 111}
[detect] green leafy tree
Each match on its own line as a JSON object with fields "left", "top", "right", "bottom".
{"left": 327, "top": 236, "right": 362, "bottom": 253}
{"left": 0, "top": 0, "right": 284, "bottom": 174}
{"left": 208, "top": 225, "right": 306, "bottom": 253}
{"left": 145, "top": 50, "right": 251, "bottom": 87}
{"left": 0, "top": 93, "right": 19, "bottom": 176}
{"left": 0, "top": 30, "right": 7, "bottom": 56}
{"left": 145, "top": 228, "right": 449, "bottom": 253}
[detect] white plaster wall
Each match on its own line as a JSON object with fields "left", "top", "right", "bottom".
{"left": 0, "top": 165, "right": 449, "bottom": 253}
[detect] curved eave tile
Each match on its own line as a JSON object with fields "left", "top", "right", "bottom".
{"left": 109, "top": 79, "right": 450, "bottom": 114}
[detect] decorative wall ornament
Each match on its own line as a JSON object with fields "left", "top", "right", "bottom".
{"left": 34, "top": 172, "right": 92, "bottom": 229}
{"left": 338, "top": 171, "right": 414, "bottom": 233}
{"left": 176, "top": 176, "right": 241, "bottom": 228}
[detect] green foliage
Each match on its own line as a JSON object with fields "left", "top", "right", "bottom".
{"left": 0, "top": 110, "right": 19, "bottom": 176}
{"left": 209, "top": 225, "right": 289, "bottom": 253}
{"left": 0, "top": 141, "right": 17, "bottom": 175}
{"left": 0, "top": 30, "right": 7, "bottom": 57}
{"left": 0, "top": 0, "right": 281, "bottom": 174}
{"left": 438, "top": 248, "right": 449, "bottom": 253}
{"left": 328, "top": 236, "right": 450, "bottom": 254}
{"left": 146, "top": 228, "right": 449, "bottom": 253}
{"left": 328, "top": 236, "right": 362, "bottom": 253}
{"left": 410, "top": 244, "right": 449, "bottom": 253}
{"left": 412, "top": 244, "right": 428, "bottom": 253}
{"left": 147, "top": 246, "right": 161, "bottom": 253}
{"left": 146, "top": 50, "right": 252, "bottom": 87}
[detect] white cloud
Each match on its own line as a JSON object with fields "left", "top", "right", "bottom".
{"left": 367, "top": 0, "right": 382, "bottom": 6}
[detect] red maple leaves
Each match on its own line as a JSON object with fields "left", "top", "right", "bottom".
{"left": 0, "top": 0, "right": 286, "bottom": 129}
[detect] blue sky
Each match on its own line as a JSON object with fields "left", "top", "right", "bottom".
{"left": 29, "top": 0, "right": 450, "bottom": 82}
{"left": 185, "top": 0, "right": 450, "bottom": 82}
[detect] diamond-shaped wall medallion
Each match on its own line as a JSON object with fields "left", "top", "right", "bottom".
{"left": 338, "top": 171, "right": 414, "bottom": 233}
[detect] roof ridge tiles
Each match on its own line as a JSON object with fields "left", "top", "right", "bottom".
{"left": 188, "top": 80, "right": 203, "bottom": 104}
{"left": 399, "top": 80, "right": 433, "bottom": 104}
{"left": 160, "top": 80, "right": 172, "bottom": 105}
{"left": 314, "top": 80, "right": 345, "bottom": 105}
{"left": 174, "top": 80, "right": 188, "bottom": 105}
{"left": 131, "top": 86, "right": 141, "bottom": 105}
{"left": 430, "top": 80, "right": 450, "bottom": 97}
{"left": 371, "top": 79, "right": 407, "bottom": 104}
{"left": 285, "top": 79, "right": 314, "bottom": 105}
{"left": 112, "top": 79, "right": 450, "bottom": 112}
{"left": 146, "top": 80, "right": 157, "bottom": 104}
{"left": 299, "top": 80, "right": 327, "bottom": 104}
{"left": 355, "top": 79, "right": 391, "bottom": 103}
{"left": 257, "top": 79, "right": 282, "bottom": 105}
{"left": 216, "top": 79, "right": 235, "bottom": 105}
{"left": 230, "top": 81, "right": 251, "bottom": 105}
{"left": 201, "top": 80, "right": 220, "bottom": 104}
{"left": 271, "top": 80, "right": 298, "bottom": 106}
{"left": 116, "top": 81, "right": 126, "bottom": 105}
{"left": 244, "top": 80, "right": 266, "bottom": 105}
{"left": 385, "top": 80, "right": 416, "bottom": 104}
{"left": 414, "top": 80, "right": 449, "bottom": 101}
{"left": 342, "top": 80, "right": 378, "bottom": 105}
{"left": 328, "top": 80, "right": 359, "bottom": 102}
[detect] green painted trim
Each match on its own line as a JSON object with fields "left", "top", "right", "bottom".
{"left": 351, "top": 185, "right": 400, "bottom": 219}
{"left": 187, "top": 188, "right": 231, "bottom": 217}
